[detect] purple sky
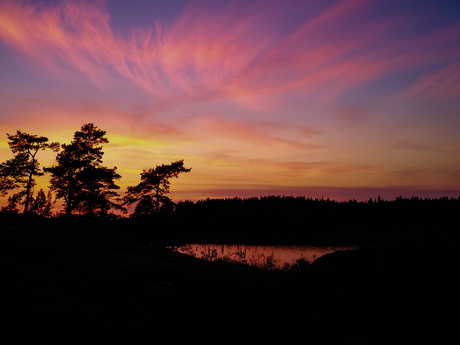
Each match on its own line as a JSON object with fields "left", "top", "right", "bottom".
{"left": 1, "top": 0, "right": 460, "bottom": 207}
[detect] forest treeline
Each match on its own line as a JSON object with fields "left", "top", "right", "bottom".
{"left": 1, "top": 193, "right": 458, "bottom": 245}
{"left": 122, "top": 195, "right": 460, "bottom": 245}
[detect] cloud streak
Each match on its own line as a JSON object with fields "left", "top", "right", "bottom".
{"left": 399, "top": 61, "right": 460, "bottom": 100}
{"left": 1, "top": 0, "right": 459, "bottom": 107}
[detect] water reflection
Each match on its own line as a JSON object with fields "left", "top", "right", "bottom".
{"left": 175, "top": 244, "right": 356, "bottom": 270}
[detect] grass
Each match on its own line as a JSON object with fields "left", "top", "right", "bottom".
{"left": 175, "top": 244, "right": 316, "bottom": 271}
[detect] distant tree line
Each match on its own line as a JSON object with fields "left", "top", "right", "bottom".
{"left": 0, "top": 124, "right": 190, "bottom": 217}
{"left": 119, "top": 195, "right": 460, "bottom": 245}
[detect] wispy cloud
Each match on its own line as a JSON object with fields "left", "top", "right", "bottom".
{"left": 398, "top": 61, "right": 460, "bottom": 100}
{"left": 390, "top": 140, "right": 446, "bottom": 153}
{"left": 2, "top": 0, "right": 459, "bottom": 108}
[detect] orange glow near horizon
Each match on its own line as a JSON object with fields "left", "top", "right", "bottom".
{"left": 1, "top": 0, "right": 460, "bottom": 212}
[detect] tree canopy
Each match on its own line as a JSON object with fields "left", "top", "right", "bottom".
{"left": 45, "top": 123, "right": 124, "bottom": 216}
{"left": 1, "top": 125, "right": 193, "bottom": 217}
{"left": 124, "top": 160, "right": 191, "bottom": 217}
{"left": 0, "top": 131, "right": 59, "bottom": 213}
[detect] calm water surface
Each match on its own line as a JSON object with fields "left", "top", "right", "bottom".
{"left": 176, "top": 244, "right": 356, "bottom": 269}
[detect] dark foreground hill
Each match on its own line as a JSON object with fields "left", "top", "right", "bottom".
{"left": 1, "top": 214, "right": 458, "bottom": 344}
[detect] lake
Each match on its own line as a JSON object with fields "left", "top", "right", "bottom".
{"left": 175, "top": 244, "right": 356, "bottom": 270}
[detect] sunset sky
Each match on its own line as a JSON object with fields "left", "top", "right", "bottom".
{"left": 1, "top": 0, "right": 460, "bottom": 209}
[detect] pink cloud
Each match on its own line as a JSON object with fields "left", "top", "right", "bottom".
{"left": 184, "top": 115, "right": 323, "bottom": 153}
{"left": 390, "top": 140, "right": 447, "bottom": 152}
{"left": 2, "top": 0, "right": 459, "bottom": 109}
{"left": 275, "top": 161, "right": 376, "bottom": 178}
{"left": 398, "top": 61, "right": 460, "bottom": 100}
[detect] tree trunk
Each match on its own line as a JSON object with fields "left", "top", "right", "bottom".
{"left": 66, "top": 177, "right": 74, "bottom": 216}
{"left": 155, "top": 185, "right": 160, "bottom": 213}
{"left": 23, "top": 159, "right": 35, "bottom": 213}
